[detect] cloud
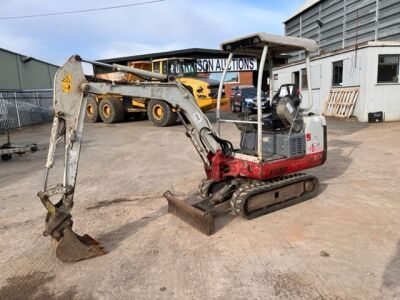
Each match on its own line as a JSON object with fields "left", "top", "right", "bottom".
{"left": 0, "top": 27, "right": 41, "bottom": 57}
{"left": 0, "top": 0, "right": 304, "bottom": 64}
{"left": 96, "top": 41, "right": 187, "bottom": 59}
{"left": 86, "top": 0, "right": 288, "bottom": 60}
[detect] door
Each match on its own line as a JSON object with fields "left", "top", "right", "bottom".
{"left": 292, "top": 71, "right": 300, "bottom": 88}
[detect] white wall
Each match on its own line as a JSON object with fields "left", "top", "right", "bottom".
{"left": 273, "top": 44, "right": 400, "bottom": 122}
{"left": 364, "top": 46, "right": 400, "bottom": 122}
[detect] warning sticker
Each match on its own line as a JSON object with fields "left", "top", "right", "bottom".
{"left": 61, "top": 74, "right": 72, "bottom": 93}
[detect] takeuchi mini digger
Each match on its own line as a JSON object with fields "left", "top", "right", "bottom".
{"left": 38, "top": 33, "right": 327, "bottom": 262}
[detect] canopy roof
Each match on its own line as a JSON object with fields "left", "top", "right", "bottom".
{"left": 220, "top": 32, "right": 318, "bottom": 56}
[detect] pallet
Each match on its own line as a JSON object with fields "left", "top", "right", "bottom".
{"left": 323, "top": 87, "right": 359, "bottom": 118}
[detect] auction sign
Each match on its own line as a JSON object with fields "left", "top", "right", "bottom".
{"left": 196, "top": 57, "right": 257, "bottom": 73}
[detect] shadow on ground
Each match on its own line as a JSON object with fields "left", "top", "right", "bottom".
{"left": 316, "top": 148, "right": 354, "bottom": 182}
{"left": 312, "top": 135, "right": 362, "bottom": 184}
{"left": 86, "top": 196, "right": 160, "bottom": 210}
{"left": 97, "top": 206, "right": 167, "bottom": 251}
{"left": 0, "top": 271, "right": 78, "bottom": 300}
{"left": 326, "top": 117, "right": 370, "bottom": 136}
{"left": 383, "top": 240, "right": 400, "bottom": 294}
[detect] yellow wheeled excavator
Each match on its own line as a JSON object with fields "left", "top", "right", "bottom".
{"left": 38, "top": 33, "right": 327, "bottom": 262}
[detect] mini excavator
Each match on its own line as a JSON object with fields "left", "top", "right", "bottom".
{"left": 38, "top": 33, "right": 327, "bottom": 262}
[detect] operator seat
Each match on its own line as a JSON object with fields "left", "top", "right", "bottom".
{"left": 236, "top": 84, "right": 302, "bottom": 133}
{"left": 271, "top": 84, "right": 301, "bottom": 108}
{"left": 261, "top": 84, "right": 301, "bottom": 131}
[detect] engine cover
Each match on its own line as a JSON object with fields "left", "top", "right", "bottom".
{"left": 240, "top": 131, "right": 305, "bottom": 159}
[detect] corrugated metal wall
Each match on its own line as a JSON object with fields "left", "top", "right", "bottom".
{"left": 0, "top": 49, "right": 57, "bottom": 129}
{"left": 285, "top": 0, "right": 400, "bottom": 61}
{"left": 0, "top": 49, "right": 59, "bottom": 90}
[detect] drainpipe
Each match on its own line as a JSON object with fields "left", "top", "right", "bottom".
{"left": 304, "top": 51, "right": 313, "bottom": 112}
{"left": 216, "top": 53, "right": 233, "bottom": 136}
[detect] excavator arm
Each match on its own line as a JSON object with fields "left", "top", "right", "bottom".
{"left": 37, "top": 55, "right": 228, "bottom": 262}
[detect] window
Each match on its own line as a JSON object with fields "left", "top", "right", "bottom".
{"left": 241, "top": 87, "right": 257, "bottom": 97}
{"left": 209, "top": 72, "right": 239, "bottom": 83}
{"left": 181, "top": 61, "right": 196, "bottom": 76}
{"left": 161, "top": 61, "right": 167, "bottom": 75}
{"left": 301, "top": 68, "right": 308, "bottom": 89}
{"left": 152, "top": 61, "right": 161, "bottom": 73}
{"left": 274, "top": 74, "right": 278, "bottom": 80}
{"left": 332, "top": 60, "right": 343, "bottom": 86}
{"left": 377, "top": 55, "right": 399, "bottom": 83}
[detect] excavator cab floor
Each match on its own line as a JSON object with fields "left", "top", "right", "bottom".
{"left": 164, "top": 191, "right": 231, "bottom": 236}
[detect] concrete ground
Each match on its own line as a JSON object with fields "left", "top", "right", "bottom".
{"left": 0, "top": 114, "right": 399, "bottom": 299}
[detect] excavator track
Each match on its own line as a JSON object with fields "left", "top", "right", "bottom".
{"left": 230, "top": 173, "right": 319, "bottom": 219}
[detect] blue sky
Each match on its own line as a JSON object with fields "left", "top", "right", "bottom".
{"left": 0, "top": 0, "right": 303, "bottom": 65}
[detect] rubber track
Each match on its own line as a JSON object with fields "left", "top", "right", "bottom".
{"left": 230, "top": 173, "right": 319, "bottom": 219}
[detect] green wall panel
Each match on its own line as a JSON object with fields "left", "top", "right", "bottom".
{"left": 19, "top": 59, "right": 52, "bottom": 90}
{"left": 0, "top": 51, "right": 21, "bottom": 89}
{"left": 0, "top": 49, "right": 59, "bottom": 90}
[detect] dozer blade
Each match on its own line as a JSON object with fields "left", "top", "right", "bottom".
{"left": 53, "top": 227, "right": 107, "bottom": 263}
{"left": 164, "top": 191, "right": 216, "bottom": 236}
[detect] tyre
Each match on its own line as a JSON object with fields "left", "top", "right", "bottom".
{"left": 1, "top": 154, "right": 12, "bottom": 161}
{"left": 147, "top": 99, "right": 178, "bottom": 127}
{"left": 99, "top": 98, "right": 125, "bottom": 124}
{"left": 30, "top": 144, "right": 38, "bottom": 152}
{"left": 233, "top": 102, "right": 242, "bottom": 113}
{"left": 231, "top": 101, "right": 236, "bottom": 112}
{"left": 85, "top": 96, "right": 100, "bottom": 123}
{"left": 231, "top": 101, "right": 241, "bottom": 113}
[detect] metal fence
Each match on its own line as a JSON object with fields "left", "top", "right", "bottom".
{"left": 0, "top": 90, "right": 53, "bottom": 131}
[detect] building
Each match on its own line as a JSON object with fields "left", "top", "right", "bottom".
{"left": 0, "top": 48, "right": 58, "bottom": 130}
{"left": 0, "top": 48, "right": 59, "bottom": 91}
{"left": 97, "top": 48, "right": 268, "bottom": 99}
{"left": 285, "top": 0, "right": 400, "bottom": 58}
{"left": 273, "top": 41, "right": 400, "bottom": 122}
{"left": 275, "top": 0, "right": 400, "bottom": 122}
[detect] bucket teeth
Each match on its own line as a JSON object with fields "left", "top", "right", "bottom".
{"left": 54, "top": 227, "right": 107, "bottom": 263}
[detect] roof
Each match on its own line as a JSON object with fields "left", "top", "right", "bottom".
{"left": 98, "top": 48, "right": 231, "bottom": 64}
{"left": 0, "top": 47, "right": 59, "bottom": 68}
{"left": 220, "top": 32, "right": 319, "bottom": 55}
{"left": 367, "top": 41, "right": 400, "bottom": 47}
{"left": 274, "top": 40, "right": 400, "bottom": 71}
{"left": 285, "top": 0, "right": 321, "bottom": 23}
